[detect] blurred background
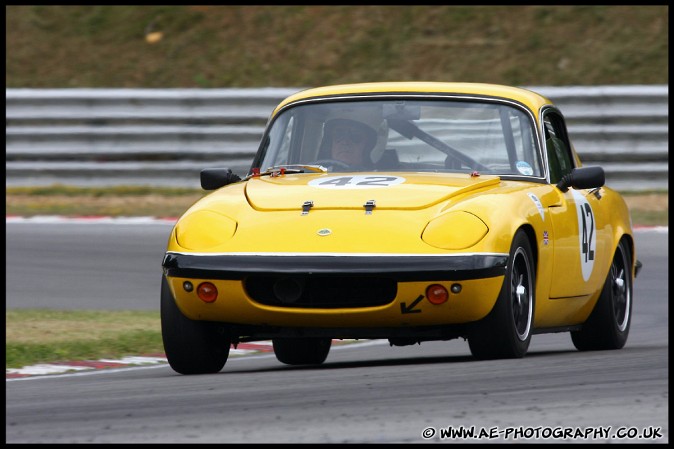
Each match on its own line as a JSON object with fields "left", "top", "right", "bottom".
{"left": 6, "top": 5, "right": 668, "bottom": 88}
{"left": 5, "top": 5, "right": 669, "bottom": 198}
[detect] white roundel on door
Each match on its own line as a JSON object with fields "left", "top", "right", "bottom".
{"left": 571, "top": 189, "right": 596, "bottom": 282}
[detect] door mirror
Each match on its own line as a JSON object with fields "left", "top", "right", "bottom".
{"left": 556, "top": 166, "right": 605, "bottom": 192}
{"left": 200, "top": 168, "right": 241, "bottom": 190}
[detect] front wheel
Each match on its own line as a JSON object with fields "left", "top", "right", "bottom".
{"left": 273, "top": 338, "right": 332, "bottom": 365}
{"left": 468, "top": 230, "right": 535, "bottom": 359}
{"left": 571, "top": 239, "right": 632, "bottom": 351}
{"left": 161, "top": 277, "right": 231, "bottom": 374}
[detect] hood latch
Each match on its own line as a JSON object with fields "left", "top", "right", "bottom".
{"left": 301, "top": 200, "right": 314, "bottom": 215}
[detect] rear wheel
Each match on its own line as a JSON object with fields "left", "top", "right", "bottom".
{"left": 161, "top": 277, "right": 231, "bottom": 374}
{"left": 273, "top": 338, "right": 332, "bottom": 365}
{"left": 468, "top": 230, "right": 535, "bottom": 359}
{"left": 571, "top": 239, "right": 632, "bottom": 351}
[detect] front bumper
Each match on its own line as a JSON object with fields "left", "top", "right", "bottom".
{"left": 162, "top": 251, "right": 508, "bottom": 281}
{"left": 162, "top": 252, "right": 508, "bottom": 328}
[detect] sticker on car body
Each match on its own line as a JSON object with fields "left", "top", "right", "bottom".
{"left": 516, "top": 161, "right": 534, "bottom": 175}
{"left": 309, "top": 175, "right": 406, "bottom": 189}
{"left": 527, "top": 193, "right": 545, "bottom": 221}
{"left": 571, "top": 189, "right": 596, "bottom": 281}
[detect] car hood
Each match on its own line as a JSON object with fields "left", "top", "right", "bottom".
{"left": 245, "top": 172, "right": 501, "bottom": 211}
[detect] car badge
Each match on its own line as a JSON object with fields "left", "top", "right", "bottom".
{"left": 317, "top": 228, "right": 332, "bottom": 236}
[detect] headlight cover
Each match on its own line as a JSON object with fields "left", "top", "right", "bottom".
{"left": 175, "top": 210, "right": 237, "bottom": 250}
{"left": 422, "top": 211, "right": 488, "bottom": 250}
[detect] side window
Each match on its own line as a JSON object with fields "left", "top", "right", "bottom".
{"left": 543, "top": 111, "right": 574, "bottom": 184}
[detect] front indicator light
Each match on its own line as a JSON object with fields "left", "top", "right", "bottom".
{"left": 426, "top": 284, "right": 449, "bottom": 305}
{"left": 197, "top": 282, "right": 218, "bottom": 303}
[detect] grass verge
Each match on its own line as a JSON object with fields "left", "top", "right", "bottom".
{"left": 6, "top": 185, "right": 205, "bottom": 219}
{"left": 6, "top": 309, "right": 163, "bottom": 369}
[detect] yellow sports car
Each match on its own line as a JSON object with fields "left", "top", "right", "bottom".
{"left": 161, "top": 82, "right": 642, "bottom": 374}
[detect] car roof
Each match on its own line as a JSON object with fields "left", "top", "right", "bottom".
{"left": 272, "top": 82, "right": 553, "bottom": 118}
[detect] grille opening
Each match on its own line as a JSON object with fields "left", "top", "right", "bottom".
{"left": 244, "top": 275, "right": 397, "bottom": 308}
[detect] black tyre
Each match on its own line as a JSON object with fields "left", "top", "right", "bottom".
{"left": 160, "top": 277, "right": 231, "bottom": 374}
{"left": 273, "top": 338, "right": 332, "bottom": 365}
{"left": 571, "top": 239, "right": 632, "bottom": 351}
{"left": 468, "top": 230, "right": 535, "bottom": 359}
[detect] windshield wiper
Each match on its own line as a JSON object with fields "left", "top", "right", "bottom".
{"left": 245, "top": 164, "right": 328, "bottom": 180}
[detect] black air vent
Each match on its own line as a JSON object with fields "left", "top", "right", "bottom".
{"left": 244, "top": 275, "right": 397, "bottom": 308}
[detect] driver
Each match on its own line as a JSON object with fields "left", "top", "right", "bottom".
{"left": 324, "top": 118, "right": 378, "bottom": 168}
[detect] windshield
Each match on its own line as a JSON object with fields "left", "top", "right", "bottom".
{"left": 253, "top": 98, "right": 543, "bottom": 178}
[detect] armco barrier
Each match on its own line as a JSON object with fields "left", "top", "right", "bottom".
{"left": 5, "top": 86, "right": 668, "bottom": 191}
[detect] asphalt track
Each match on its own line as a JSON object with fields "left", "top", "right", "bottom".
{"left": 5, "top": 222, "right": 669, "bottom": 443}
